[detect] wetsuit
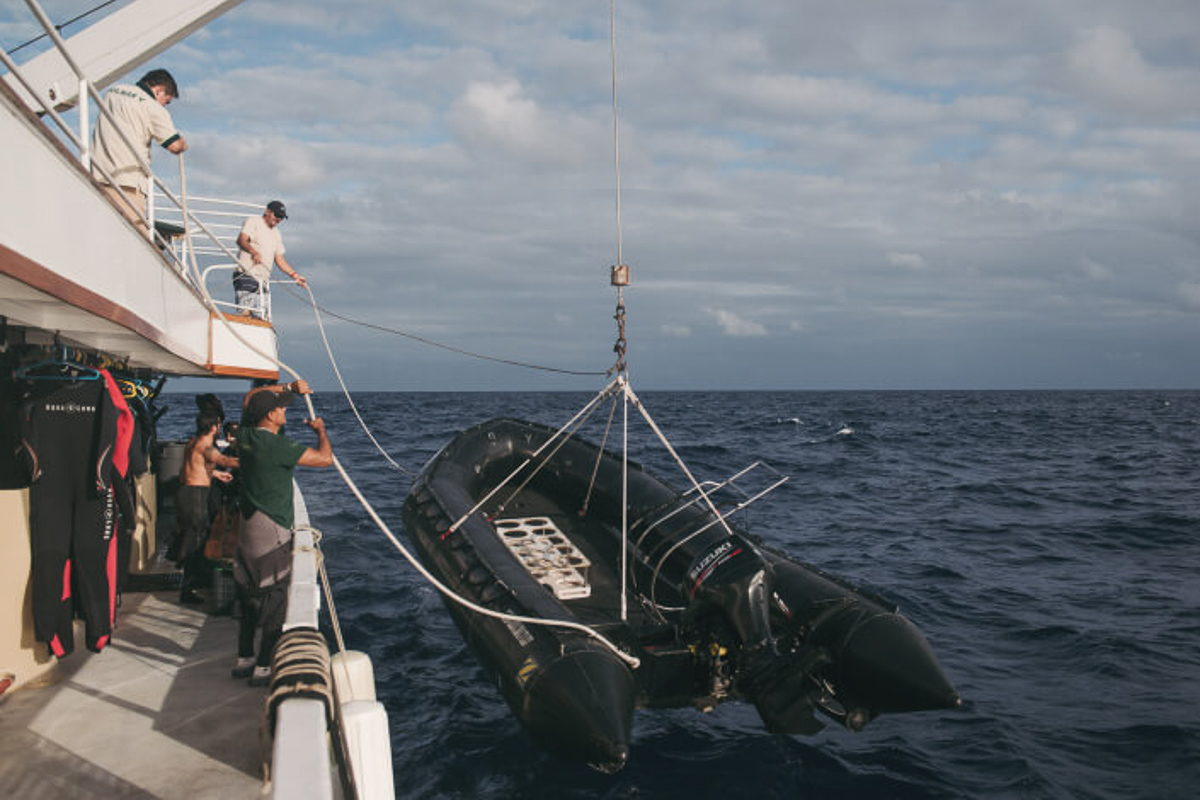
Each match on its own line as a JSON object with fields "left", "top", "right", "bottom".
{"left": 19, "top": 369, "right": 132, "bottom": 657}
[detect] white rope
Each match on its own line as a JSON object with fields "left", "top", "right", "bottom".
{"left": 175, "top": 159, "right": 638, "bottom": 669}
{"left": 297, "top": 525, "right": 347, "bottom": 654}
{"left": 330, "top": 437, "right": 640, "bottom": 668}
{"left": 300, "top": 283, "right": 413, "bottom": 475}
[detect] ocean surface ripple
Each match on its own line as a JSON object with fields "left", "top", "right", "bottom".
{"left": 164, "top": 389, "right": 1200, "bottom": 798}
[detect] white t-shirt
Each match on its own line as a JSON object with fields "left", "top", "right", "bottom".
{"left": 90, "top": 83, "right": 181, "bottom": 189}
{"left": 236, "top": 215, "right": 286, "bottom": 283}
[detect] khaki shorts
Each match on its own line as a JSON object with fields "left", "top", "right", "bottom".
{"left": 102, "top": 183, "right": 150, "bottom": 236}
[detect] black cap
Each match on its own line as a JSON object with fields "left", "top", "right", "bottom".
{"left": 267, "top": 200, "right": 287, "bottom": 219}
{"left": 195, "top": 392, "right": 225, "bottom": 420}
{"left": 246, "top": 389, "right": 294, "bottom": 423}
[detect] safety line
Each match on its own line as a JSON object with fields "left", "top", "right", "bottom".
{"left": 282, "top": 284, "right": 611, "bottom": 377}
{"left": 7, "top": 0, "right": 120, "bottom": 55}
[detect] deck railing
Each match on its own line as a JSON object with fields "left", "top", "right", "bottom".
{"left": 1, "top": 0, "right": 277, "bottom": 322}
{"left": 154, "top": 193, "right": 278, "bottom": 320}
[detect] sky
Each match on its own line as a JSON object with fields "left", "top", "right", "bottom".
{"left": 5, "top": 0, "right": 1200, "bottom": 391}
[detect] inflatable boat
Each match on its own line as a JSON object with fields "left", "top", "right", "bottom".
{"left": 401, "top": 417, "right": 959, "bottom": 771}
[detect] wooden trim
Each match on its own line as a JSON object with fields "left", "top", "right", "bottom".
{"left": 205, "top": 364, "right": 279, "bottom": 380}
{"left": 213, "top": 310, "right": 275, "bottom": 329}
{"left": 0, "top": 243, "right": 182, "bottom": 355}
{"left": 206, "top": 310, "right": 278, "bottom": 379}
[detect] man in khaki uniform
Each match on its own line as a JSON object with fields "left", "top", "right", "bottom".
{"left": 91, "top": 69, "right": 188, "bottom": 234}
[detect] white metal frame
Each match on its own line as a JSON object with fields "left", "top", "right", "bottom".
{"left": 2, "top": 0, "right": 276, "bottom": 322}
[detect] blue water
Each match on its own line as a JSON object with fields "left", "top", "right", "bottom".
{"left": 162, "top": 390, "right": 1200, "bottom": 798}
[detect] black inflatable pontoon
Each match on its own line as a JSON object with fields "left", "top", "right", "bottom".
{"left": 402, "top": 418, "right": 959, "bottom": 771}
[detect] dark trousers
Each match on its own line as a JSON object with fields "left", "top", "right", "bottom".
{"left": 173, "top": 485, "right": 212, "bottom": 595}
{"left": 237, "top": 581, "right": 288, "bottom": 667}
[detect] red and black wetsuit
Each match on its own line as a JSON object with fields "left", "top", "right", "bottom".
{"left": 19, "top": 369, "right": 132, "bottom": 657}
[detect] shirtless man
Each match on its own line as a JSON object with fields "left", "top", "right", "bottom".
{"left": 174, "top": 410, "right": 239, "bottom": 604}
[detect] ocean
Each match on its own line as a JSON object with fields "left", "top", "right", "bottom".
{"left": 161, "top": 389, "right": 1200, "bottom": 798}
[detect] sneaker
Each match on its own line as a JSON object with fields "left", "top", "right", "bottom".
{"left": 249, "top": 666, "right": 271, "bottom": 687}
{"left": 231, "top": 657, "right": 255, "bottom": 679}
{"left": 179, "top": 589, "right": 204, "bottom": 605}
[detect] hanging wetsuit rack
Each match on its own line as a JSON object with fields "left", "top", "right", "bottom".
{"left": 14, "top": 352, "right": 101, "bottom": 381}
{"left": 14, "top": 343, "right": 135, "bottom": 381}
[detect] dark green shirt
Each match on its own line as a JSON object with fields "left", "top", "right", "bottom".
{"left": 238, "top": 426, "right": 308, "bottom": 528}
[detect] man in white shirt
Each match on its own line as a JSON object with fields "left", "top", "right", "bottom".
{"left": 232, "top": 200, "right": 307, "bottom": 318}
{"left": 91, "top": 69, "right": 188, "bottom": 235}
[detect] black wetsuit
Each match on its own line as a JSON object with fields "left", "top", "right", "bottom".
{"left": 19, "top": 372, "right": 131, "bottom": 657}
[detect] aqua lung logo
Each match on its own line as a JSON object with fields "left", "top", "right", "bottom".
{"left": 45, "top": 403, "right": 96, "bottom": 414}
{"left": 102, "top": 488, "right": 115, "bottom": 542}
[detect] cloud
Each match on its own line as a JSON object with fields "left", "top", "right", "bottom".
{"left": 888, "top": 252, "right": 928, "bottom": 270}
{"left": 16, "top": 0, "right": 1194, "bottom": 389}
{"left": 1177, "top": 282, "right": 1200, "bottom": 311}
{"left": 705, "top": 308, "right": 768, "bottom": 337}
{"left": 1078, "top": 256, "right": 1115, "bottom": 281}
{"left": 451, "top": 79, "right": 607, "bottom": 167}
{"left": 1062, "top": 25, "right": 1200, "bottom": 119}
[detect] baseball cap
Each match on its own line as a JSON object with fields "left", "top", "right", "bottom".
{"left": 267, "top": 200, "right": 287, "bottom": 219}
{"left": 246, "top": 388, "right": 294, "bottom": 423}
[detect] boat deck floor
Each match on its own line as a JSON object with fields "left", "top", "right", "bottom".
{"left": 0, "top": 591, "right": 265, "bottom": 799}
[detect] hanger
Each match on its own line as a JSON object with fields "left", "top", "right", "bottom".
{"left": 116, "top": 377, "right": 140, "bottom": 398}
{"left": 15, "top": 346, "right": 102, "bottom": 382}
{"left": 15, "top": 359, "right": 102, "bottom": 381}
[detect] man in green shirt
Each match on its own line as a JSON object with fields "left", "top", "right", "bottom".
{"left": 232, "top": 386, "right": 332, "bottom": 684}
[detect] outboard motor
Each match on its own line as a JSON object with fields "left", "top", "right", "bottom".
{"left": 680, "top": 535, "right": 827, "bottom": 734}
